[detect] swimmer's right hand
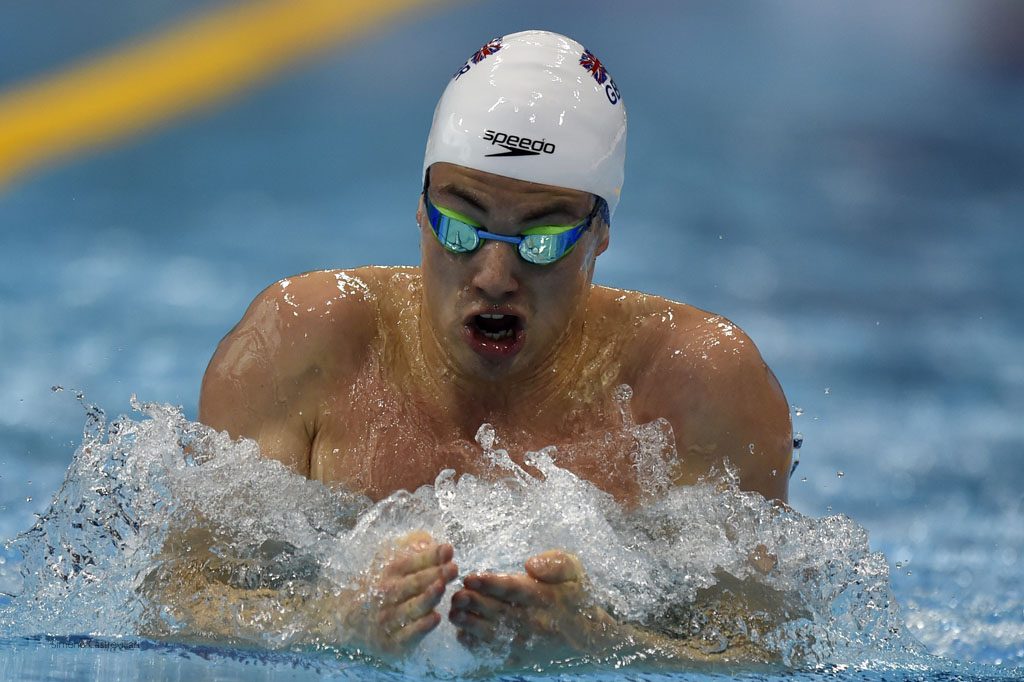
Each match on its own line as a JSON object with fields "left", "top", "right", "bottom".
{"left": 341, "top": 530, "right": 458, "bottom": 656}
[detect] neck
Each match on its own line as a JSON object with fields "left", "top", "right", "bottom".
{"left": 412, "top": 298, "right": 589, "bottom": 439}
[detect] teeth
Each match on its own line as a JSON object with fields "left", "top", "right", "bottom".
{"left": 481, "top": 329, "right": 514, "bottom": 341}
{"left": 479, "top": 313, "right": 506, "bottom": 319}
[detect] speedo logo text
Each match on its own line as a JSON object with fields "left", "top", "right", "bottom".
{"left": 482, "top": 129, "right": 556, "bottom": 157}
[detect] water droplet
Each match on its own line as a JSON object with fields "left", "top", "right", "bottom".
{"left": 800, "top": 476, "right": 808, "bottom": 482}
{"left": 475, "top": 423, "right": 497, "bottom": 451}
{"left": 794, "top": 406, "right": 804, "bottom": 417}
{"left": 25, "top": 496, "right": 32, "bottom": 503}
{"left": 51, "top": 385, "right": 64, "bottom": 393}
{"left": 895, "top": 561, "right": 903, "bottom": 569}
{"left": 836, "top": 471, "right": 845, "bottom": 478}
{"left": 824, "top": 387, "right": 832, "bottom": 396}
{"left": 612, "top": 384, "right": 635, "bottom": 427}
{"left": 748, "top": 443, "right": 756, "bottom": 454}
{"left": 792, "top": 433, "right": 804, "bottom": 449}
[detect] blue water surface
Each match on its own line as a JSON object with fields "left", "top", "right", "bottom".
{"left": 1, "top": 0, "right": 1022, "bottom": 680}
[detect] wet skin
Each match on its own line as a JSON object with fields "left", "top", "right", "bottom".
{"left": 343, "top": 530, "right": 459, "bottom": 655}
{"left": 198, "top": 163, "right": 793, "bottom": 660}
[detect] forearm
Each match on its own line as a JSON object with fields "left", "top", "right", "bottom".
{"left": 605, "top": 572, "right": 800, "bottom": 665}
{"left": 541, "top": 596, "right": 774, "bottom": 666}
{"left": 139, "top": 554, "right": 352, "bottom": 646}
{"left": 141, "top": 528, "right": 455, "bottom": 655}
{"left": 612, "top": 620, "right": 776, "bottom": 665}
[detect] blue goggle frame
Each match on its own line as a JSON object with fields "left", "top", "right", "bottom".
{"left": 423, "top": 193, "right": 594, "bottom": 265}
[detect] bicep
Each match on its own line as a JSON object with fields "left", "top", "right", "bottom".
{"left": 199, "top": 320, "right": 312, "bottom": 477}
{"left": 638, "top": 324, "right": 792, "bottom": 502}
{"left": 714, "top": 360, "right": 792, "bottom": 502}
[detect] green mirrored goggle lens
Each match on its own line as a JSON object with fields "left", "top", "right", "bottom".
{"left": 439, "top": 218, "right": 480, "bottom": 253}
{"left": 425, "top": 195, "right": 589, "bottom": 265}
{"left": 519, "top": 232, "right": 577, "bottom": 264}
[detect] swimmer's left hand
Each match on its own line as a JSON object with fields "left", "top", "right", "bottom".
{"left": 449, "top": 550, "right": 622, "bottom": 662}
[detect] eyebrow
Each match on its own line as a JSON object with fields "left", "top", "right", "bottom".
{"left": 443, "top": 185, "right": 488, "bottom": 214}
{"left": 441, "top": 185, "right": 586, "bottom": 225}
{"left": 519, "top": 201, "right": 585, "bottom": 224}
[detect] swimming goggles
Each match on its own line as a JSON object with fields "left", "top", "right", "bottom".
{"left": 423, "top": 192, "right": 593, "bottom": 265}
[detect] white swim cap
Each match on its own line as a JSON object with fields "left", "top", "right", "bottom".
{"left": 423, "top": 30, "right": 627, "bottom": 218}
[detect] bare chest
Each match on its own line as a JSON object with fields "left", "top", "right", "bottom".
{"left": 308, "top": 376, "right": 659, "bottom": 505}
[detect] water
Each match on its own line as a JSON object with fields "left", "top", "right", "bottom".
{"left": 2, "top": 0, "right": 1023, "bottom": 679}
{"left": 0, "top": 395, "right": 956, "bottom": 677}
{"left": 0, "top": 398, "right": 1016, "bottom": 679}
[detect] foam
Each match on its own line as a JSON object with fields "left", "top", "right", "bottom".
{"left": 0, "top": 392, "right": 922, "bottom": 674}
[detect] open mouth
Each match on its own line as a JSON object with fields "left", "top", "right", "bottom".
{"left": 464, "top": 313, "right": 525, "bottom": 358}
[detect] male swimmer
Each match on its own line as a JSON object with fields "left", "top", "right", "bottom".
{"left": 195, "top": 30, "right": 791, "bottom": 661}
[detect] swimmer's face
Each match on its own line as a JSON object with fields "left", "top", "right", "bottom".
{"left": 418, "top": 162, "right": 608, "bottom": 381}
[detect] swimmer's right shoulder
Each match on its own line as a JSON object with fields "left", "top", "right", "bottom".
{"left": 251, "top": 266, "right": 415, "bottom": 310}
{"left": 201, "top": 268, "right": 390, "bottom": 469}
{"left": 220, "top": 268, "right": 400, "bottom": 378}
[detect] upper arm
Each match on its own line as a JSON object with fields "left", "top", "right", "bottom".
{"left": 633, "top": 312, "right": 793, "bottom": 502}
{"left": 199, "top": 283, "right": 316, "bottom": 476}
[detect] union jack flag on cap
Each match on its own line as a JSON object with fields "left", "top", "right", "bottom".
{"left": 471, "top": 38, "right": 502, "bottom": 64}
{"left": 579, "top": 49, "right": 608, "bottom": 85}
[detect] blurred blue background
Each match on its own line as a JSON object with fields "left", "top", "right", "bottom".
{"left": 1, "top": 0, "right": 1022, "bottom": 666}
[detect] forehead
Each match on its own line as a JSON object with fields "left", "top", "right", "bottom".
{"left": 428, "top": 162, "right": 592, "bottom": 213}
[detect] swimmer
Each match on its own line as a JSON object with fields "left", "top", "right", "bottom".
{"left": 193, "top": 30, "right": 792, "bottom": 662}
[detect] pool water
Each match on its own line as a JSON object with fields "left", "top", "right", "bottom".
{"left": 1, "top": 0, "right": 1022, "bottom": 679}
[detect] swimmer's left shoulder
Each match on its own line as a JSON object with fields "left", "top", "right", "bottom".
{"left": 594, "top": 286, "right": 778, "bottom": 411}
{"left": 590, "top": 286, "right": 744, "bottom": 354}
{"left": 605, "top": 290, "right": 791, "bottom": 500}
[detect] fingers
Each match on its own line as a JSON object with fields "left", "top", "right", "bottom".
{"left": 525, "top": 550, "right": 583, "bottom": 584}
{"left": 385, "top": 561, "right": 458, "bottom": 606}
{"left": 355, "top": 532, "right": 461, "bottom": 655}
{"left": 389, "top": 578, "right": 444, "bottom": 623}
{"left": 450, "top": 608, "right": 497, "bottom": 642}
{"left": 451, "top": 587, "right": 506, "bottom": 620}
{"left": 388, "top": 611, "right": 442, "bottom": 649}
{"left": 463, "top": 572, "right": 545, "bottom": 606}
{"left": 379, "top": 561, "right": 458, "bottom": 636}
{"left": 387, "top": 542, "right": 454, "bottom": 577}
{"left": 374, "top": 577, "right": 449, "bottom": 652}
{"left": 449, "top": 587, "right": 506, "bottom": 642}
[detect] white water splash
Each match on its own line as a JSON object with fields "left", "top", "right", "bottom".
{"left": 0, "top": 396, "right": 922, "bottom": 674}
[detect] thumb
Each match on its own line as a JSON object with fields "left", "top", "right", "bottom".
{"left": 525, "top": 550, "right": 584, "bottom": 584}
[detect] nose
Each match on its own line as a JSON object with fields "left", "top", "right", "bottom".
{"left": 470, "top": 240, "right": 520, "bottom": 301}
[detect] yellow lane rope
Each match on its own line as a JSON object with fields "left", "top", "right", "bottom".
{"left": 0, "top": 0, "right": 441, "bottom": 187}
